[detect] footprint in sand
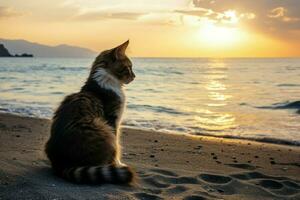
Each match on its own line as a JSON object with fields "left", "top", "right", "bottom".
{"left": 139, "top": 168, "right": 205, "bottom": 199}
{"left": 143, "top": 177, "right": 171, "bottom": 188}
{"left": 199, "top": 174, "right": 232, "bottom": 184}
{"left": 165, "top": 185, "right": 188, "bottom": 194}
{"left": 258, "top": 179, "right": 283, "bottom": 189}
{"left": 138, "top": 167, "right": 300, "bottom": 199}
{"left": 197, "top": 171, "right": 300, "bottom": 198}
{"left": 142, "top": 169, "right": 256, "bottom": 198}
{"left": 146, "top": 174, "right": 199, "bottom": 186}
{"left": 134, "top": 192, "right": 163, "bottom": 200}
{"left": 149, "top": 168, "right": 178, "bottom": 177}
{"left": 230, "top": 171, "right": 300, "bottom": 197}
{"left": 282, "top": 180, "right": 300, "bottom": 189}
{"left": 183, "top": 195, "right": 207, "bottom": 200}
{"left": 231, "top": 171, "right": 271, "bottom": 180}
{"left": 198, "top": 173, "right": 235, "bottom": 195}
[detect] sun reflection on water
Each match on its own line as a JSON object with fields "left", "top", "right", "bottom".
{"left": 195, "top": 113, "right": 236, "bottom": 131}
{"left": 205, "top": 80, "right": 226, "bottom": 91}
{"left": 195, "top": 60, "right": 237, "bottom": 132}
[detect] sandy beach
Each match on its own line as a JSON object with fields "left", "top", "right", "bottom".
{"left": 0, "top": 113, "right": 299, "bottom": 200}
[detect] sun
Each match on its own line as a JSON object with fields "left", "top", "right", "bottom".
{"left": 196, "top": 10, "right": 244, "bottom": 47}
{"left": 198, "top": 23, "right": 241, "bottom": 47}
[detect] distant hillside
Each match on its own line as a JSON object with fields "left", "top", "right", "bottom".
{"left": 0, "top": 39, "right": 97, "bottom": 58}
{"left": 0, "top": 44, "right": 12, "bottom": 57}
{"left": 0, "top": 44, "right": 33, "bottom": 57}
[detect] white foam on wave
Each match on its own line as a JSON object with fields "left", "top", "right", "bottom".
{"left": 0, "top": 101, "right": 53, "bottom": 119}
{"left": 1, "top": 104, "right": 299, "bottom": 146}
{"left": 123, "top": 119, "right": 300, "bottom": 146}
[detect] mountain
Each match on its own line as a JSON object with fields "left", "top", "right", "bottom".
{"left": 0, "top": 44, "right": 12, "bottom": 57}
{"left": 0, "top": 44, "right": 33, "bottom": 57}
{"left": 0, "top": 39, "right": 97, "bottom": 58}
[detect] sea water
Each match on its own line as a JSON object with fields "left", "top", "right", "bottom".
{"left": 0, "top": 57, "right": 299, "bottom": 145}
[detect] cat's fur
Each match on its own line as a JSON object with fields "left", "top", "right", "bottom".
{"left": 45, "top": 40, "right": 136, "bottom": 184}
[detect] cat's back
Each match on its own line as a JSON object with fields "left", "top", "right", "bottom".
{"left": 51, "top": 91, "right": 103, "bottom": 133}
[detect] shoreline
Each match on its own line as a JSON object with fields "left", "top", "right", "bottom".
{"left": 0, "top": 112, "right": 299, "bottom": 199}
{"left": 123, "top": 125, "right": 300, "bottom": 147}
{"left": 1, "top": 111, "right": 300, "bottom": 147}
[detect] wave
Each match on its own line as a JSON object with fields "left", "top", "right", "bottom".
{"left": 0, "top": 64, "right": 86, "bottom": 73}
{"left": 123, "top": 122, "right": 300, "bottom": 146}
{"left": 286, "top": 66, "right": 300, "bottom": 71}
{"left": 1, "top": 106, "right": 299, "bottom": 146}
{"left": 256, "top": 100, "right": 300, "bottom": 114}
{"left": 277, "top": 84, "right": 300, "bottom": 87}
{"left": 0, "top": 102, "right": 52, "bottom": 118}
{"left": 127, "top": 104, "right": 188, "bottom": 115}
{"left": 193, "top": 132, "right": 300, "bottom": 146}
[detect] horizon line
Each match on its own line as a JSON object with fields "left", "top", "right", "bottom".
{"left": 3, "top": 56, "right": 298, "bottom": 59}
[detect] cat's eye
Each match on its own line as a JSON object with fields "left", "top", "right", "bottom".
{"left": 119, "top": 67, "right": 129, "bottom": 75}
{"left": 123, "top": 68, "right": 130, "bottom": 75}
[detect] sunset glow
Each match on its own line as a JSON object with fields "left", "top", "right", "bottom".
{"left": 198, "top": 24, "right": 241, "bottom": 47}
{"left": 0, "top": 0, "right": 300, "bottom": 57}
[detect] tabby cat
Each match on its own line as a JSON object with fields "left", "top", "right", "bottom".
{"left": 45, "top": 40, "right": 135, "bottom": 184}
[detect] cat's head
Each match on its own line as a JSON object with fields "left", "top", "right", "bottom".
{"left": 91, "top": 40, "right": 135, "bottom": 84}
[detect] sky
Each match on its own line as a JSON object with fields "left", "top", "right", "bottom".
{"left": 0, "top": 0, "right": 300, "bottom": 57}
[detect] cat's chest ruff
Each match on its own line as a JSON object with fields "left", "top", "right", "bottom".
{"left": 92, "top": 68, "right": 125, "bottom": 102}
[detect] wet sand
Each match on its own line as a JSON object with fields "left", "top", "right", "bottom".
{"left": 0, "top": 113, "right": 299, "bottom": 199}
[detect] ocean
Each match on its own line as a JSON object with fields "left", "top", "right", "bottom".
{"left": 0, "top": 57, "right": 300, "bottom": 145}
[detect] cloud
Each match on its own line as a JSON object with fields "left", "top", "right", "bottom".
{"left": 73, "top": 10, "right": 183, "bottom": 27}
{"left": 190, "top": 0, "right": 300, "bottom": 29}
{"left": 62, "top": 0, "right": 189, "bottom": 12}
{"left": 173, "top": 0, "right": 300, "bottom": 41}
{"left": 138, "top": 12, "right": 183, "bottom": 26}
{"left": 0, "top": 6, "right": 23, "bottom": 19}
{"left": 268, "top": 7, "right": 286, "bottom": 18}
{"left": 175, "top": 8, "right": 255, "bottom": 27}
{"left": 175, "top": 8, "right": 214, "bottom": 18}
{"left": 63, "top": 0, "right": 300, "bottom": 34}
{"left": 65, "top": 0, "right": 188, "bottom": 22}
{"left": 268, "top": 7, "right": 299, "bottom": 23}
{"left": 74, "top": 11, "right": 145, "bottom": 21}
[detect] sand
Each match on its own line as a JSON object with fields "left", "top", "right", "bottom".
{"left": 0, "top": 113, "right": 299, "bottom": 200}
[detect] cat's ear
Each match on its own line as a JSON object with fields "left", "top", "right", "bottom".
{"left": 114, "top": 40, "right": 129, "bottom": 60}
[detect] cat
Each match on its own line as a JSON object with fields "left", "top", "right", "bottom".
{"left": 45, "top": 40, "right": 135, "bottom": 184}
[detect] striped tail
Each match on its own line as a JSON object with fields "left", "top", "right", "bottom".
{"left": 61, "top": 165, "right": 134, "bottom": 184}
